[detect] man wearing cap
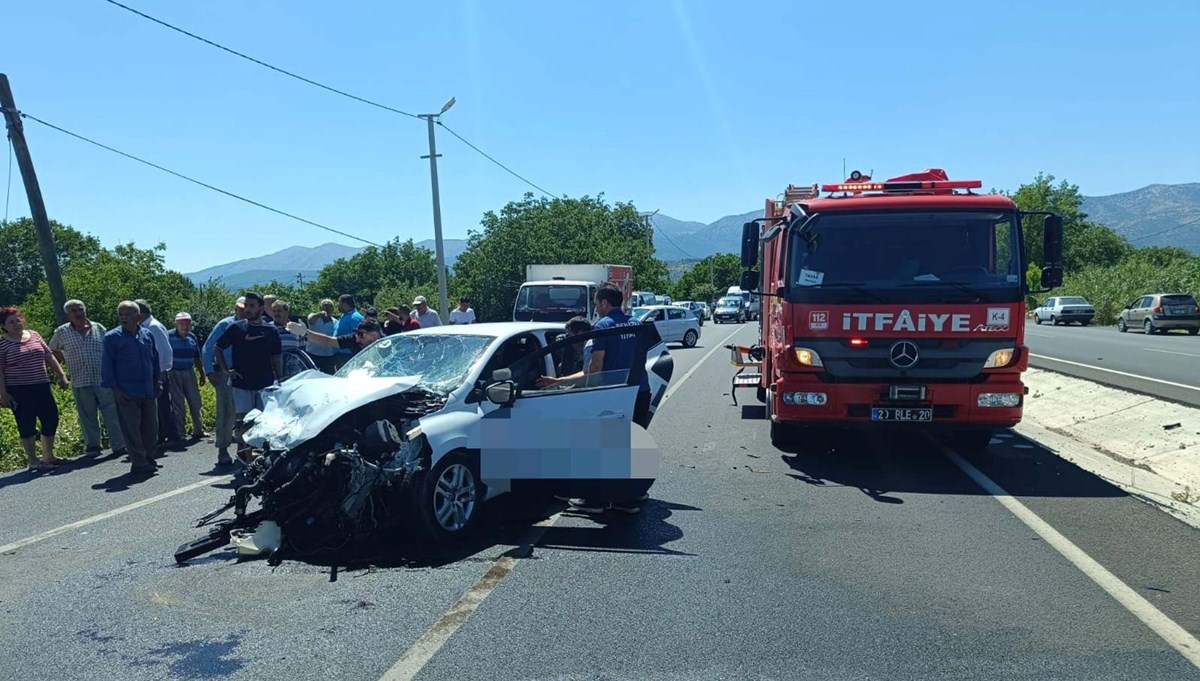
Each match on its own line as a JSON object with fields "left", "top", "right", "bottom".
{"left": 411, "top": 296, "right": 442, "bottom": 327}
{"left": 202, "top": 296, "right": 246, "bottom": 466}
{"left": 167, "top": 312, "right": 206, "bottom": 441}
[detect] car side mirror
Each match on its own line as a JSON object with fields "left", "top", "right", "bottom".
{"left": 486, "top": 381, "right": 515, "bottom": 405}
{"left": 491, "top": 368, "right": 512, "bottom": 382}
{"left": 740, "top": 222, "right": 758, "bottom": 267}
{"left": 740, "top": 270, "right": 760, "bottom": 292}
{"left": 1040, "top": 214, "right": 1064, "bottom": 289}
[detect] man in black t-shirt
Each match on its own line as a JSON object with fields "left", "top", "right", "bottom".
{"left": 215, "top": 292, "right": 282, "bottom": 460}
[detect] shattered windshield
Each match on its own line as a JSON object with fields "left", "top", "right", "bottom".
{"left": 336, "top": 333, "right": 496, "bottom": 393}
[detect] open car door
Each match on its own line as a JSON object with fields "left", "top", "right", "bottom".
{"left": 475, "top": 321, "right": 673, "bottom": 484}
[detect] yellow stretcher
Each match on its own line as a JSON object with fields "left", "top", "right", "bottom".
{"left": 725, "top": 344, "right": 764, "bottom": 406}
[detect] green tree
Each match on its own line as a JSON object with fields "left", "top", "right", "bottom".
{"left": 670, "top": 254, "right": 743, "bottom": 301}
{"left": 452, "top": 193, "right": 670, "bottom": 321}
{"left": 305, "top": 238, "right": 438, "bottom": 306}
{"left": 20, "top": 241, "right": 194, "bottom": 333}
{"left": 1006, "top": 173, "right": 1131, "bottom": 272}
{"left": 0, "top": 218, "right": 103, "bottom": 306}
{"left": 181, "top": 279, "right": 237, "bottom": 343}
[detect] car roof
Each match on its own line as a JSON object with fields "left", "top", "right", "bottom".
{"left": 636, "top": 304, "right": 689, "bottom": 310}
{"left": 402, "top": 322, "right": 564, "bottom": 338}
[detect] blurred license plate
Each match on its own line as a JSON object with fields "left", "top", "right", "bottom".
{"left": 1169, "top": 306, "right": 1193, "bottom": 315}
{"left": 871, "top": 408, "right": 932, "bottom": 422}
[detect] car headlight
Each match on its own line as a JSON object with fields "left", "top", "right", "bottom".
{"left": 794, "top": 347, "right": 823, "bottom": 367}
{"left": 983, "top": 348, "right": 1015, "bottom": 368}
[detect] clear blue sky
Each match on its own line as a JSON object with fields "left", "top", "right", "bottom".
{"left": 6, "top": 0, "right": 1199, "bottom": 273}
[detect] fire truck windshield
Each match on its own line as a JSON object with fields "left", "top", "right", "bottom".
{"left": 788, "top": 210, "right": 1022, "bottom": 303}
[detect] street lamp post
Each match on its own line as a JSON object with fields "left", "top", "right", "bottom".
{"left": 420, "top": 96, "right": 456, "bottom": 323}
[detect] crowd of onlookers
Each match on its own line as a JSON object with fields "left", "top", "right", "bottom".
{"left": 0, "top": 292, "right": 475, "bottom": 476}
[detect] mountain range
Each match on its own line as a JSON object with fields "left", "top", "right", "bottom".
{"left": 184, "top": 182, "right": 1200, "bottom": 288}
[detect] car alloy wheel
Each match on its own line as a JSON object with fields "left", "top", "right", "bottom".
{"left": 1144, "top": 318, "right": 1154, "bottom": 335}
{"left": 1117, "top": 318, "right": 1127, "bottom": 333}
{"left": 434, "top": 462, "right": 477, "bottom": 532}
{"left": 683, "top": 329, "right": 698, "bottom": 347}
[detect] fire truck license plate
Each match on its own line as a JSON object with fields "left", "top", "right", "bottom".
{"left": 871, "top": 408, "right": 932, "bottom": 422}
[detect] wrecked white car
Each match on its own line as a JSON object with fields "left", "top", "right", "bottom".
{"left": 175, "top": 321, "right": 673, "bottom": 566}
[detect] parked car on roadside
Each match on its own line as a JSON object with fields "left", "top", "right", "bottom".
{"left": 1116, "top": 293, "right": 1200, "bottom": 335}
{"left": 631, "top": 305, "right": 701, "bottom": 348}
{"left": 695, "top": 302, "right": 711, "bottom": 321}
{"left": 1032, "top": 296, "right": 1096, "bottom": 326}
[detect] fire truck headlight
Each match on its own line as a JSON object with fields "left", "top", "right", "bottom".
{"left": 978, "top": 393, "right": 1021, "bottom": 408}
{"left": 983, "top": 348, "right": 1015, "bottom": 368}
{"left": 783, "top": 392, "right": 827, "bottom": 406}
{"left": 794, "top": 347, "right": 824, "bottom": 367}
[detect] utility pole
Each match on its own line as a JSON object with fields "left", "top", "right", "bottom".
{"left": 420, "top": 97, "right": 456, "bottom": 323}
{"left": 0, "top": 74, "right": 68, "bottom": 325}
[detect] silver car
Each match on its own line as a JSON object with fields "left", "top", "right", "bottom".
{"left": 1032, "top": 296, "right": 1095, "bottom": 326}
{"left": 631, "top": 305, "right": 702, "bottom": 348}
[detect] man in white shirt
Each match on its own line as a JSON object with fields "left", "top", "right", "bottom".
{"left": 135, "top": 299, "right": 183, "bottom": 450}
{"left": 411, "top": 296, "right": 442, "bottom": 327}
{"left": 449, "top": 297, "right": 476, "bottom": 324}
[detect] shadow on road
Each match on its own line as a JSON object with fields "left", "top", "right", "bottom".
{"left": 771, "top": 426, "right": 1129, "bottom": 505}
{"left": 0, "top": 450, "right": 125, "bottom": 490}
{"left": 537, "top": 498, "right": 699, "bottom": 557}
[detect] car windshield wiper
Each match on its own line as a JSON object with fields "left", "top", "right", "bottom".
{"left": 800, "top": 282, "right": 888, "bottom": 303}
{"left": 896, "top": 280, "right": 984, "bottom": 299}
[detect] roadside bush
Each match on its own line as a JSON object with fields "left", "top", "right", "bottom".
{"left": 1059, "top": 257, "right": 1200, "bottom": 325}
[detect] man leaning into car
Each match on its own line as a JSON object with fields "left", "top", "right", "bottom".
{"left": 288, "top": 318, "right": 383, "bottom": 358}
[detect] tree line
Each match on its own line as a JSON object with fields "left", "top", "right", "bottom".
{"left": 3, "top": 173, "right": 1196, "bottom": 344}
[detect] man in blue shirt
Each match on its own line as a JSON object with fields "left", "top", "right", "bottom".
{"left": 333, "top": 294, "right": 363, "bottom": 371}
{"left": 202, "top": 296, "right": 246, "bottom": 466}
{"left": 167, "top": 312, "right": 206, "bottom": 442}
{"left": 538, "top": 285, "right": 655, "bottom": 514}
{"left": 102, "top": 300, "right": 162, "bottom": 475}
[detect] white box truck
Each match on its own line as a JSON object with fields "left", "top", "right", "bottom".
{"left": 513, "top": 264, "right": 634, "bottom": 322}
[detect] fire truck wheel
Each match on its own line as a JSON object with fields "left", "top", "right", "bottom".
{"left": 951, "top": 429, "right": 994, "bottom": 455}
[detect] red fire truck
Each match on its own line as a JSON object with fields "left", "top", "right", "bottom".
{"left": 737, "top": 169, "right": 1064, "bottom": 452}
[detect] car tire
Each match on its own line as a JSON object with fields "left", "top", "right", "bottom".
{"left": 415, "top": 449, "right": 484, "bottom": 544}
{"left": 1051, "top": 315, "right": 1058, "bottom": 326}
{"left": 1117, "top": 318, "right": 1127, "bottom": 333}
{"left": 1144, "top": 318, "right": 1155, "bottom": 335}
{"left": 683, "top": 330, "right": 698, "bottom": 348}
{"left": 1034, "top": 314, "right": 1042, "bottom": 325}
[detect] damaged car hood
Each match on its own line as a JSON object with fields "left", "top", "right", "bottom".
{"left": 243, "top": 370, "right": 425, "bottom": 451}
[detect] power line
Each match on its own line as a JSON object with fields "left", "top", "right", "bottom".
{"left": 101, "top": 0, "right": 421, "bottom": 120}
{"left": 101, "top": 1, "right": 563, "bottom": 201}
{"left": 1128, "top": 215, "right": 1200, "bottom": 243}
{"left": 14, "top": 109, "right": 383, "bottom": 247}
{"left": 436, "top": 121, "right": 556, "bottom": 197}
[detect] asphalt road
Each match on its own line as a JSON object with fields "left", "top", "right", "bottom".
{"left": 3, "top": 320, "right": 1200, "bottom": 680}
{"left": 1024, "top": 322, "right": 1200, "bottom": 407}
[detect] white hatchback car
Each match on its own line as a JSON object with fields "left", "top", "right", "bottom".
{"left": 227, "top": 322, "right": 673, "bottom": 549}
{"left": 631, "top": 305, "right": 702, "bottom": 348}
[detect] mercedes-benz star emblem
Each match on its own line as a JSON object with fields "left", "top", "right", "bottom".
{"left": 888, "top": 341, "right": 919, "bottom": 369}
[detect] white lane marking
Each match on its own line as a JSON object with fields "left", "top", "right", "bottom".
{"left": 0, "top": 475, "right": 233, "bottom": 556}
{"left": 1144, "top": 348, "right": 1200, "bottom": 358}
{"left": 379, "top": 517, "right": 559, "bottom": 681}
{"left": 936, "top": 443, "right": 1200, "bottom": 669}
{"left": 661, "top": 324, "right": 748, "bottom": 404}
{"left": 379, "top": 321, "right": 748, "bottom": 681}
{"left": 1028, "top": 354, "right": 1200, "bottom": 394}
